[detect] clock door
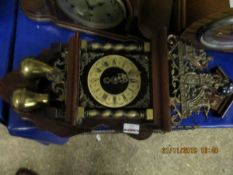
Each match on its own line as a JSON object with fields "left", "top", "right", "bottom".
{"left": 64, "top": 32, "right": 171, "bottom": 134}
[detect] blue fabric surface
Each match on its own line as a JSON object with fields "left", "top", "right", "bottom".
{"left": 0, "top": 0, "right": 18, "bottom": 122}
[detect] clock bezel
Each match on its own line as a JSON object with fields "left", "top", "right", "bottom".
{"left": 87, "top": 54, "right": 142, "bottom": 108}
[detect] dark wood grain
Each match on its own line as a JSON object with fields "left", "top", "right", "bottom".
{"left": 151, "top": 37, "right": 161, "bottom": 126}
{"left": 65, "top": 33, "right": 80, "bottom": 125}
{"left": 151, "top": 29, "right": 171, "bottom": 131}
{"left": 186, "top": 0, "right": 230, "bottom": 27}
{"left": 0, "top": 72, "right": 28, "bottom": 104}
{"left": 170, "top": 0, "right": 230, "bottom": 33}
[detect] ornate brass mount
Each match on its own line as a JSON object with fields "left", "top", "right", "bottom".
{"left": 169, "top": 36, "right": 232, "bottom": 125}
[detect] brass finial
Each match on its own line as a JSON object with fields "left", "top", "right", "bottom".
{"left": 12, "top": 88, "right": 49, "bottom": 112}
{"left": 20, "top": 58, "right": 55, "bottom": 79}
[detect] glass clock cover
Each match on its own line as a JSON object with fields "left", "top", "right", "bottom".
{"left": 56, "top": 0, "right": 127, "bottom": 29}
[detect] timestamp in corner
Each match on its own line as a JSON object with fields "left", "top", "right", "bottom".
{"left": 161, "top": 146, "right": 219, "bottom": 155}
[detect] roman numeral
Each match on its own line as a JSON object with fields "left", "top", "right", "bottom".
{"left": 102, "top": 93, "right": 108, "bottom": 100}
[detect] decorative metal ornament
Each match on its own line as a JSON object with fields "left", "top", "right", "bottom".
{"left": 168, "top": 36, "right": 232, "bottom": 125}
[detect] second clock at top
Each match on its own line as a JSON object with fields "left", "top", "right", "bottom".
{"left": 57, "top": 0, "right": 127, "bottom": 29}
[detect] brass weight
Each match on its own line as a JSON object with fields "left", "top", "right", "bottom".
{"left": 20, "top": 58, "right": 56, "bottom": 79}
{"left": 12, "top": 88, "right": 49, "bottom": 112}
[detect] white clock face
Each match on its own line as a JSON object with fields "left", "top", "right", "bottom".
{"left": 57, "top": 0, "right": 126, "bottom": 29}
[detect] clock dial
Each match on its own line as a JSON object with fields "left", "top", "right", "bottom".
{"left": 56, "top": 0, "right": 126, "bottom": 29}
{"left": 199, "top": 16, "right": 233, "bottom": 50}
{"left": 87, "top": 55, "right": 141, "bottom": 108}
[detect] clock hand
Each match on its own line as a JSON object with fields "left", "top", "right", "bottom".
{"left": 85, "top": 0, "right": 93, "bottom": 10}
{"left": 86, "top": 0, "right": 105, "bottom": 9}
{"left": 92, "top": 2, "right": 105, "bottom": 8}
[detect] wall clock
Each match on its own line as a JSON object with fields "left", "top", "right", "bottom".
{"left": 0, "top": 32, "right": 171, "bottom": 139}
